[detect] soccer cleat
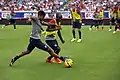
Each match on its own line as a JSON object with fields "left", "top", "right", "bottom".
{"left": 77, "top": 39, "right": 82, "bottom": 43}
{"left": 109, "top": 29, "right": 112, "bottom": 31}
{"left": 116, "top": 29, "right": 120, "bottom": 31}
{"left": 9, "top": 58, "right": 15, "bottom": 67}
{"left": 71, "top": 38, "right": 76, "bottom": 42}
{"left": 89, "top": 28, "right": 92, "bottom": 31}
{"left": 113, "top": 31, "right": 116, "bottom": 34}
{"left": 54, "top": 58, "right": 62, "bottom": 64}
{"left": 46, "top": 58, "right": 54, "bottom": 63}
{"left": 2, "top": 25, "right": 5, "bottom": 28}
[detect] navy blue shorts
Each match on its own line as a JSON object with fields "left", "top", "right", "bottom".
{"left": 116, "top": 18, "right": 120, "bottom": 24}
{"left": 72, "top": 21, "right": 81, "bottom": 29}
{"left": 110, "top": 18, "right": 115, "bottom": 24}
{"left": 45, "top": 40, "right": 60, "bottom": 52}
{"left": 27, "top": 38, "right": 49, "bottom": 52}
{"left": 10, "top": 19, "right": 15, "bottom": 24}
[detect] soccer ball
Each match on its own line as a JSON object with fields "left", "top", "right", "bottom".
{"left": 64, "top": 59, "right": 73, "bottom": 68}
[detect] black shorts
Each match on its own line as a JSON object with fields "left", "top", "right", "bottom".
{"left": 116, "top": 18, "right": 120, "bottom": 24}
{"left": 72, "top": 21, "right": 81, "bottom": 29}
{"left": 45, "top": 40, "right": 60, "bottom": 52}
{"left": 110, "top": 17, "right": 115, "bottom": 24}
{"left": 92, "top": 20, "right": 99, "bottom": 25}
{"left": 99, "top": 19, "right": 103, "bottom": 25}
{"left": 9, "top": 19, "right": 15, "bottom": 24}
{"left": 27, "top": 38, "right": 49, "bottom": 52}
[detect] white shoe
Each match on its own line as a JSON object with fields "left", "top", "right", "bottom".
{"left": 71, "top": 38, "right": 76, "bottom": 42}
{"left": 116, "top": 29, "right": 120, "bottom": 31}
{"left": 2, "top": 25, "right": 5, "bottom": 28}
{"left": 113, "top": 31, "right": 116, "bottom": 34}
{"left": 77, "top": 39, "right": 82, "bottom": 43}
{"left": 109, "top": 29, "right": 112, "bottom": 31}
{"left": 89, "top": 28, "right": 92, "bottom": 31}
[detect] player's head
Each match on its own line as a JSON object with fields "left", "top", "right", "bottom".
{"left": 38, "top": 10, "right": 46, "bottom": 20}
{"left": 56, "top": 13, "right": 62, "bottom": 20}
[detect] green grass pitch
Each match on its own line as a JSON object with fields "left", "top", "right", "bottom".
{"left": 0, "top": 25, "right": 120, "bottom": 80}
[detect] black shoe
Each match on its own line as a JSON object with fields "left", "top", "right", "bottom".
{"left": 9, "top": 58, "right": 15, "bottom": 67}
{"left": 9, "top": 56, "right": 19, "bottom": 67}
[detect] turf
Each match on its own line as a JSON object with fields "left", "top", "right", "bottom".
{"left": 0, "top": 25, "right": 120, "bottom": 80}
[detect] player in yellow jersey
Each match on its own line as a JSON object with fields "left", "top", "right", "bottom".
{"left": 71, "top": 8, "right": 82, "bottom": 42}
{"left": 109, "top": 7, "right": 117, "bottom": 31}
{"left": 45, "top": 13, "right": 65, "bottom": 64}
{"left": 113, "top": 6, "right": 120, "bottom": 34}
{"left": 99, "top": 7, "right": 104, "bottom": 30}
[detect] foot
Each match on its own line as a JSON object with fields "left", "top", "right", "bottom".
{"left": 9, "top": 57, "right": 15, "bottom": 67}
{"left": 46, "top": 58, "right": 54, "bottom": 63}
{"left": 2, "top": 25, "right": 5, "bottom": 28}
{"left": 109, "top": 29, "right": 112, "bottom": 31}
{"left": 54, "top": 58, "right": 62, "bottom": 64}
{"left": 89, "top": 28, "right": 92, "bottom": 31}
{"left": 14, "top": 29, "right": 16, "bottom": 31}
{"left": 116, "top": 29, "right": 120, "bottom": 31}
{"left": 71, "top": 38, "right": 76, "bottom": 42}
{"left": 113, "top": 31, "right": 116, "bottom": 34}
{"left": 77, "top": 39, "right": 82, "bottom": 43}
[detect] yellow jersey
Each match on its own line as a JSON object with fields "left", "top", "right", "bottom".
{"left": 117, "top": 8, "right": 120, "bottom": 18}
{"left": 99, "top": 10, "right": 104, "bottom": 19}
{"left": 72, "top": 8, "right": 82, "bottom": 21}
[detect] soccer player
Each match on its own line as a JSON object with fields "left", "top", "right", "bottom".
{"left": 113, "top": 6, "right": 120, "bottom": 34}
{"left": 71, "top": 8, "right": 82, "bottom": 42}
{"left": 2, "top": 9, "right": 16, "bottom": 30}
{"left": 99, "top": 8, "right": 104, "bottom": 30}
{"left": 89, "top": 8, "right": 99, "bottom": 31}
{"left": 9, "top": 11, "right": 67, "bottom": 67}
{"left": 109, "top": 7, "right": 116, "bottom": 31}
{"left": 45, "top": 13, "right": 64, "bottom": 64}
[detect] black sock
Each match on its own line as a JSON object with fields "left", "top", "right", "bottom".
{"left": 13, "top": 24, "right": 16, "bottom": 29}
{"left": 47, "top": 48, "right": 60, "bottom": 60}
{"left": 72, "top": 29, "right": 75, "bottom": 38}
{"left": 13, "top": 55, "right": 20, "bottom": 63}
{"left": 78, "top": 30, "right": 81, "bottom": 39}
{"left": 57, "top": 30, "right": 65, "bottom": 43}
{"left": 90, "top": 24, "right": 93, "bottom": 28}
{"left": 115, "top": 25, "right": 118, "bottom": 31}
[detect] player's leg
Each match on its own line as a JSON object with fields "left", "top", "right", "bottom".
{"left": 109, "top": 18, "right": 114, "bottom": 31}
{"left": 35, "top": 40, "right": 66, "bottom": 62}
{"left": 12, "top": 19, "right": 16, "bottom": 30}
{"left": 46, "top": 40, "right": 61, "bottom": 64}
{"left": 89, "top": 19, "right": 94, "bottom": 31}
{"left": 113, "top": 19, "right": 119, "bottom": 34}
{"left": 2, "top": 20, "right": 10, "bottom": 28}
{"left": 9, "top": 38, "right": 35, "bottom": 66}
{"left": 77, "top": 22, "right": 82, "bottom": 42}
{"left": 71, "top": 21, "right": 76, "bottom": 42}
{"left": 95, "top": 20, "right": 99, "bottom": 30}
{"left": 101, "top": 19, "right": 104, "bottom": 30}
{"left": 57, "top": 29, "right": 65, "bottom": 43}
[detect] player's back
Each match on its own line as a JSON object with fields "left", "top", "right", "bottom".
{"left": 30, "top": 17, "right": 42, "bottom": 39}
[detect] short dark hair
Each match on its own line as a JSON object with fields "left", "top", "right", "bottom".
{"left": 38, "top": 10, "right": 46, "bottom": 17}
